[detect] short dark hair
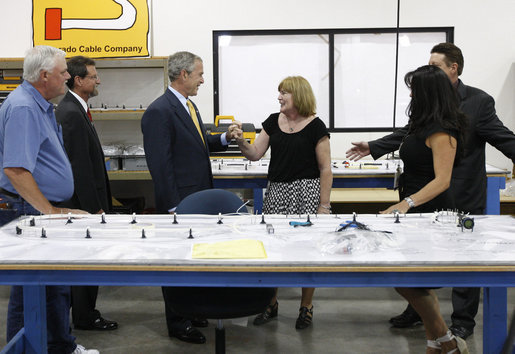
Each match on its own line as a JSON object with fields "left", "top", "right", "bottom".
{"left": 66, "top": 56, "right": 96, "bottom": 89}
{"left": 430, "top": 42, "right": 464, "bottom": 76}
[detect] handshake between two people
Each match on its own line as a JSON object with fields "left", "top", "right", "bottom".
{"left": 227, "top": 121, "right": 244, "bottom": 141}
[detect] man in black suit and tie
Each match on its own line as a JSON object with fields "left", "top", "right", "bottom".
{"left": 55, "top": 56, "right": 118, "bottom": 332}
{"left": 346, "top": 42, "right": 515, "bottom": 339}
{"left": 142, "top": 51, "right": 240, "bottom": 344}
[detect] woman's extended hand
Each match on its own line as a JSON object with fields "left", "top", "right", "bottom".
{"left": 379, "top": 200, "right": 409, "bottom": 214}
{"left": 317, "top": 205, "right": 331, "bottom": 214}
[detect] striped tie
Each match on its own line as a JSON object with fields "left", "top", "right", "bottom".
{"left": 186, "top": 100, "right": 205, "bottom": 145}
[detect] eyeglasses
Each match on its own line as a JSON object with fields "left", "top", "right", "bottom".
{"left": 84, "top": 75, "right": 99, "bottom": 81}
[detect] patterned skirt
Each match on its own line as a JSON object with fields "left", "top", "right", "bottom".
{"left": 262, "top": 178, "right": 320, "bottom": 215}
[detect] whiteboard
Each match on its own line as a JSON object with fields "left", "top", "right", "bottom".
{"left": 218, "top": 34, "right": 329, "bottom": 128}
{"left": 334, "top": 31, "right": 447, "bottom": 128}
{"left": 215, "top": 29, "right": 450, "bottom": 130}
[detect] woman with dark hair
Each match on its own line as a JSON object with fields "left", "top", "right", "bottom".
{"left": 381, "top": 65, "right": 468, "bottom": 353}
{"left": 234, "top": 76, "right": 332, "bottom": 330}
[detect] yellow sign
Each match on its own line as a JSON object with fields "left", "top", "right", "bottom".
{"left": 32, "top": 0, "right": 150, "bottom": 58}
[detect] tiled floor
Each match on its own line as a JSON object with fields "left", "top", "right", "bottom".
{"left": 1, "top": 285, "right": 513, "bottom": 353}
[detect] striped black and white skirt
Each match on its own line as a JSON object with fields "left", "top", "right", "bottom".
{"left": 262, "top": 178, "right": 320, "bottom": 215}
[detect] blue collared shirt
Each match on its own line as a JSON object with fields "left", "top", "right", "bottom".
{"left": 0, "top": 81, "right": 74, "bottom": 202}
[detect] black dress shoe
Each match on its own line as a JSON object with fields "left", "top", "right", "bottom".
{"left": 75, "top": 317, "right": 118, "bottom": 331}
{"left": 450, "top": 324, "right": 473, "bottom": 339}
{"left": 191, "top": 318, "right": 209, "bottom": 327}
{"left": 169, "top": 326, "right": 206, "bottom": 344}
{"left": 390, "top": 305, "right": 422, "bottom": 328}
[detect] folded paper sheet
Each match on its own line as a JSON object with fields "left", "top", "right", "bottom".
{"left": 192, "top": 239, "right": 267, "bottom": 259}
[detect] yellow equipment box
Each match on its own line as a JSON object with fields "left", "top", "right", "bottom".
{"left": 0, "top": 70, "right": 23, "bottom": 107}
{"left": 205, "top": 115, "right": 256, "bottom": 158}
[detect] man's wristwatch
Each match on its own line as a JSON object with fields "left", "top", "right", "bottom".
{"left": 404, "top": 196, "right": 416, "bottom": 209}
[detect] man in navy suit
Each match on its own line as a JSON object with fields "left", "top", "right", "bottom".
{"left": 346, "top": 42, "right": 515, "bottom": 339}
{"left": 55, "top": 56, "right": 118, "bottom": 332}
{"left": 142, "top": 51, "right": 240, "bottom": 344}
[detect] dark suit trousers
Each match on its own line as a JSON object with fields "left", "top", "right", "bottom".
{"left": 451, "top": 287, "right": 480, "bottom": 330}
{"left": 450, "top": 206, "right": 483, "bottom": 330}
{"left": 71, "top": 286, "right": 101, "bottom": 326}
{"left": 162, "top": 287, "right": 191, "bottom": 333}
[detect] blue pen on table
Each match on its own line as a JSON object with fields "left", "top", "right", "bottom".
{"left": 289, "top": 221, "right": 313, "bottom": 227}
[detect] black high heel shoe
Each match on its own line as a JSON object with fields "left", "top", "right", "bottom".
{"left": 253, "top": 301, "right": 278, "bottom": 325}
{"left": 295, "top": 305, "right": 313, "bottom": 329}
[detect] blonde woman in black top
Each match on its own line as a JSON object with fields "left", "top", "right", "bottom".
{"left": 235, "top": 76, "right": 332, "bottom": 329}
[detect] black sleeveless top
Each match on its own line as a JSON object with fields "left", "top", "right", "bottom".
{"left": 262, "top": 113, "right": 329, "bottom": 183}
{"left": 399, "top": 123, "right": 459, "bottom": 213}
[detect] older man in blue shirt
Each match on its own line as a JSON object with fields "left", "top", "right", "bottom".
{"left": 0, "top": 46, "right": 95, "bottom": 354}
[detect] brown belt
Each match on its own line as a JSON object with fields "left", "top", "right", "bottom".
{"left": 0, "top": 188, "right": 20, "bottom": 199}
{"left": 0, "top": 188, "right": 59, "bottom": 205}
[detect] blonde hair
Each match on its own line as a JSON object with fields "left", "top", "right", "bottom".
{"left": 278, "top": 76, "right": 316, "bottom": 117}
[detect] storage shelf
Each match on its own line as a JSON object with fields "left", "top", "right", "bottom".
{"left": 92, "top": 110, "right": 144, "bottom": 121}
{"left": 108, "top": 170, "right": 150, "bottom": 180}
{"left": 0, "top": 59, "right": 23, "bottom": 69}
{"left": 330, "top": 188, "right": 398, "bottom": 203}
{"left": 94, "top": 57, "right": 167, "bottom": 69}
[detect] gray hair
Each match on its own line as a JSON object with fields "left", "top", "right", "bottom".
{"left": 168, "top": 51, "right": 202, "bottom": 82}
{"left": 23, "top": 46, "right": 66, "bottom": 83}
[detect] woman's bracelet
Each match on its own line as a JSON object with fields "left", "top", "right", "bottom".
{"left": 404, "top": 196, "right": 416, "bottom": 209}
{"left": 319, "top": 204, "right": 331, "bottom": 210}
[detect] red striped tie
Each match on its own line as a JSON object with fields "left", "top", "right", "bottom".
{"left": 87, "top": 108, "right": 92, "bottom": 122}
